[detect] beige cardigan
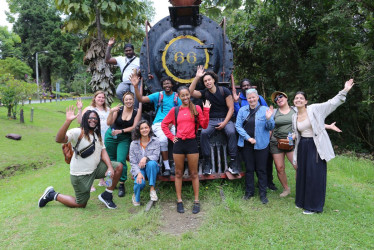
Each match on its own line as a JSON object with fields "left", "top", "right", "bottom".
{"left": 292, "top": 90, "right": 348, "bottom": 164}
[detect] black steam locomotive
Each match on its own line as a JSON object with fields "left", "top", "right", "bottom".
{"left": 139, "top": 3, "right": 239, "bottom": 180}
{"left": 139, "top": 4, "right": 234, "bottom": 92}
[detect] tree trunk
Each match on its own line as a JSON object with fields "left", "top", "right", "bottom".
{"left": 94, "top": 0, "right": 102, "bottom": 40}
{"left": 41, "top": 67, "right": 52, "bottom": 94}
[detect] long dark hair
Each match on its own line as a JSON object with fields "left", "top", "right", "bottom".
{"left": 177, "top": 86, "right": 198, "bottom": 118}
{"left": 81, "top": 110, "right": 102, "bottom": 143}
{"left": 132, "top": 120, "right": 154, "bottom": 141}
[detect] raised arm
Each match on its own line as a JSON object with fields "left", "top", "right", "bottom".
{"left": 105, "top": 37, "right": 118, "bottom": 65}
{"left": 106, "top": 104, "right": 121, "bottom": 126}
{"left": 189, "top": 65, "right": 205, "bottom": 98}
{"left": 56, "top": 105, "right": 78, "bottom": 143}
{"left": 131, "top": 72, "right": 151, "bottom": 103}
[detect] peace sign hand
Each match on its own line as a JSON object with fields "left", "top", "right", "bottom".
{"left": 203, "top": 100, "right": 211, "bottom": 109}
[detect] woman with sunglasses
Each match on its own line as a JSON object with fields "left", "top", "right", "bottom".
{"left": 105, "top": 83, "right": 142, "bottom": 197}
{"left": 292, "top": 79, "right": 354, "bottom": 214}
{"left": 77, "top": 91, "right": 111, "bottom": 190}
{"left": 270, "top": 91, "right": 297, "bottom": 197}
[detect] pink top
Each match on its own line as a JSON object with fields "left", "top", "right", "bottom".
{"left": 161, "top": 105, "right": 210, "bottom": 140}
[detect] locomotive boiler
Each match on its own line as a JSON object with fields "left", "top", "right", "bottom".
{"left": 139, "top": 1, "right": 234, "bottom": 92}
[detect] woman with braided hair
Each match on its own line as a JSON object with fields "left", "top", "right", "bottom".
{"left": 162, "top": 86, "right": 211, "bottom": 214}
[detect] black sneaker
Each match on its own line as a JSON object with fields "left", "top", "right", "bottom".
{"left": 260, "top": 195, "right": 269, "bottom": 204}
{"left": 268, "top": 183, "right": 278, "bottom": 191}
{"left": 162, "top": 169, "right": 171, "bottom": 177}
{"left": 98, "top": 192, "right": 117, "bottom": 209}
{"left": 118, "top": 184, "right": 125, "bottom": 197}
{"left": 228, "top": 159, "right": 239, "bottom": 175}
{"left": 192, "top": 202, "right": 200, "bottom": 214}
{"left": 38, "top": 186, "right": 55, "bottom": 208}
{"left": 242, "top": 193, "right": 254, "bottom": 200}
{"left": 170, "top": 163, "right": 175, "bottom": 175}
{"left": 203, "top": 158, "right": 212, "bottom": 175}
{"left": 177, "top": 202, "right": 184, "bottom": 213}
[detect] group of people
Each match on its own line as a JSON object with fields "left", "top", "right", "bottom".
{"left": 38, "top": 39, "right": 355, "bottom": 215}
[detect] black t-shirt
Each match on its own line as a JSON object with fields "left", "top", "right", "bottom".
{"left": 244, "top": 107, "right": 256, "bottom": 138}
{"left": 199, "top": 86, "right": 231, "bottom": 118}
{"left": 113, "top": 108, "right": 137, "bottom": 134}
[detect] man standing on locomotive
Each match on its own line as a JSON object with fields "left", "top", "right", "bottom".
{"left": 105, "top": 37, "right": 140, "bottom": 106}
{"left": 132, "top": 76, "right": 182, "bottom": 176}
{"left": 189, "top": 66, "right": 239, "bottom": 175}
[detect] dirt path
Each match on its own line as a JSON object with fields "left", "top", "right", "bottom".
{"left": 159, "top": 201, "right": 205, "bottom": 235}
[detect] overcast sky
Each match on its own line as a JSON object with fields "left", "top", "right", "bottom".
{"left": 0, "top": 0, "right": 172, "bottom": 31}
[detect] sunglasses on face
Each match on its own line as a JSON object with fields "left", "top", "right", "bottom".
{"left": 274, "top": 94, "right": 284, "bottom": 102}
{"left": 88, "top": 117, "right": 99, "bottom": 121}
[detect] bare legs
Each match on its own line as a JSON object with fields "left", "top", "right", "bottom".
{"left": 273, "top": 151, "right": 296, "bottom": 196}
{"left": 173, "top": 153, "right": 199, "bottom": 202}
{"left": 56, "top": 194, "right": 87, "bottom": 208}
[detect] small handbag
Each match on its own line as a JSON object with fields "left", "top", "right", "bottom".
{"left": 76, "top": 134, "right": 96, "bottom": 158}
{"left": 277, "top": 138, "right": 294, "bottom": 151}
{"left": 62, "top": 143, "right": 73, "bottom": 164}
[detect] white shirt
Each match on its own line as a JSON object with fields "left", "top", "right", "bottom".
{"left": 115, "top": 56, "right": 140, "bottom": 83}
{"left": 67, "top": 128, "right": 105, "bottom": 176}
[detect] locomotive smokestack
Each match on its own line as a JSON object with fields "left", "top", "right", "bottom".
{"left": 168, "top": 0, "right": 202, "bottom": 27}
{"left": 169, "top": 0, "right": 202, "bottom": 7}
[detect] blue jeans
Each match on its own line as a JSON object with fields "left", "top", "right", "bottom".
{"left": 133, "top": 160, "right": 159, "bottom": 202}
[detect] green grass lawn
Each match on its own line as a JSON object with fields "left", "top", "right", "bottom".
{"left": 0, "top": 101, "right": 373, "bottom": 248}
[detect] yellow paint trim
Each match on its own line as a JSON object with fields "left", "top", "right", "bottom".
{"left": 162, "top": 35, "right": 209, "bottom": 84}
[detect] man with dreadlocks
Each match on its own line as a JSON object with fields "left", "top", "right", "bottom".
{"left": 38, "top": 105, "right": 123, "bottom": 209}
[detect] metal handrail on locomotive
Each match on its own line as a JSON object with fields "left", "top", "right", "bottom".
{"left": 139, "top": 1, "right": 240, "bottom": 181}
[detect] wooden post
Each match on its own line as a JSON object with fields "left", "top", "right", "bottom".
{"left": 30, "top": 108, "right": 34, "bottom": 122}
{"left": 20, "top": 109, "right": 24, "bottom": 123}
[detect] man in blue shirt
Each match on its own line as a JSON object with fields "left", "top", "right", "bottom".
{"left": 133, "top": 76, "right": 181, "bottom": 176}
{"left": 234, "top": 79, "right": 268, "bottom": 116}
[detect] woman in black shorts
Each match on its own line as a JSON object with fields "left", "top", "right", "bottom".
{"left": 161, "top": 86, "right": 210, "bottom": 214}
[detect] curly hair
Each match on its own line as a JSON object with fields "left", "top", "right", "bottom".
{"left": 90, "top": 91, "right": 107, "bottom": 111}
{"left": 201, "top": 71, "right": 218, "bottom": 85}
{"left": 81, "top": 110, "right": 103, "bottom": 144}
{"left": 160, "top": 76, "right": 175, "bottom": 86}
{"left": 132, "top": 120, "right": 154, "bottom": 141}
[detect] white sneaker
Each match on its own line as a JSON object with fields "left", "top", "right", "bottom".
{"left": 132, "top": 194, "right": 140, "bottom": 206}
{"left": 303, "top": 210, "right": 315, "bottom": 215}
{"left": 150, "top": 190, "right": 158, "bottom": 201}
